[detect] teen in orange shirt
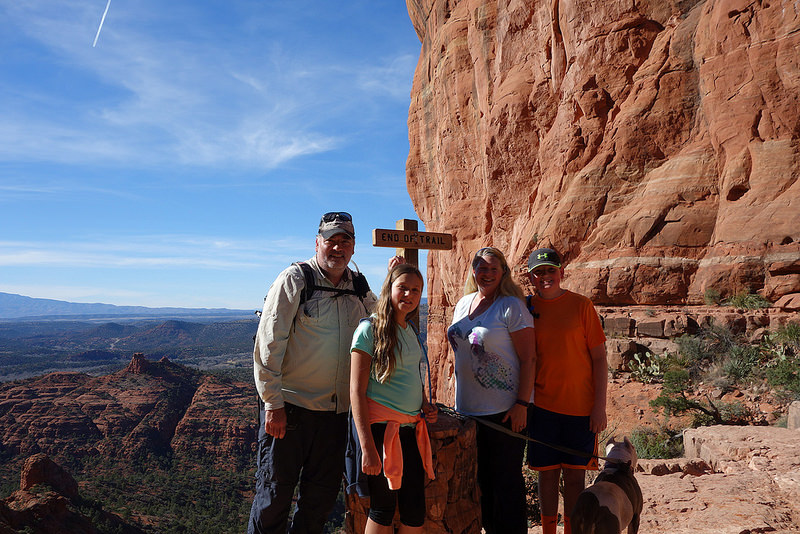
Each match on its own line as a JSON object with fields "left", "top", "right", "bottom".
{"left": 525, "top": 248, "right": 608, "bottom": 534}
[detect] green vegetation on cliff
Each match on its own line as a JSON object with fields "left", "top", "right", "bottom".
{"left": 631, "top": 323, "right": 800, "bottom": 426}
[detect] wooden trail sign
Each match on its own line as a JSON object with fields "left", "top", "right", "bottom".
{"left": 372, "top": 219, "right": 453, "bottom": 329}
{"left": 372, "top": 219, "right": 453, "bottom": 267}
{"left": 372, "top": 228, "right": 453, "bottom": 250}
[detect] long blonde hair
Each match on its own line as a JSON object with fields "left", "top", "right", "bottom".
{"left": 372, "top": 263, "right": 424, "bottom": 384}
{"left": 464, "top": 246, "right": 524, "bottom": 300}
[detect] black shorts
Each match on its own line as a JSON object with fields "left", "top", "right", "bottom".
{"left": 366, "top": 423, "right": 426, "bottom": 527}
{"left": 526, "top": 405, "right": 598, "bottom": 471}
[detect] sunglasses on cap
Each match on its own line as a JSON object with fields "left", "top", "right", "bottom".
{"left": 320, "top": 211, "right": 352, "bottom": 223}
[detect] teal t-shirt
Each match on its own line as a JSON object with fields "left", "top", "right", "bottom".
{"left": 351, "top": 318, "right": 424, "bottom": 416}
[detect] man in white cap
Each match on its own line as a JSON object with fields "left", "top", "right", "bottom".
{"left": 248, "top": 212, "right": 377, "bottom": 534}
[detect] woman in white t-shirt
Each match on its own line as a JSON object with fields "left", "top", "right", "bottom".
{"left": 447, "top": 247, "right": 536, "bottom": 534}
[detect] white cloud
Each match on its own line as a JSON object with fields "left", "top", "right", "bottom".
{"left": 0, "top": 179, "right": 143, "bottom": 202}
{"left": 0, "top": 235, "right": 308, "bottom": 270}
{"left": 308, "top": 174, "right": 411, "bottom": 199}
{"left": 0, "top": 1, "right": 411, "bottom": 171}
{"left": 357, "top": 54, "right": 417, "bottom": 99}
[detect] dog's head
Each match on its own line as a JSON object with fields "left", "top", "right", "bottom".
{"left": 604, "top": 436, "right": 638, "bottom": 470}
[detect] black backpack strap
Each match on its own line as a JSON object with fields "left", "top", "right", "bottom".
{"left": 408, "top": 320, "right": 433, "bottom": 403}
{"left": 295, "top": 261, "right": 371, "bottom": 305}
{"left": 295, "top": 262, "right": 317, "bottom": 305}
{"left": 526, "top": 295, "right": 539, "bottom": 319}
{"left": 351, "top": 271, "right": 371, "bottom": 300}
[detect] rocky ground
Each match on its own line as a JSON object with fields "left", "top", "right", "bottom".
{"left": 525, "top": 398, "right": 800, "bottom": 534}
{"left": 634, "top": 424, "right": 800, "bottom": 534}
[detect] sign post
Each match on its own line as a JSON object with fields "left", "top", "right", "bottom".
{"left": 372, "top": 219, "right": 453, "bottom": 328}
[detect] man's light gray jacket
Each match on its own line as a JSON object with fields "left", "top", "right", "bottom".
{"left": 253, "top": 257, "right": 376, "bottom": 414}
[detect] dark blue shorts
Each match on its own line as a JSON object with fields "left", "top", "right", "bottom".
{"left": 526, "top": 405, "right": 598, "bottom": 471}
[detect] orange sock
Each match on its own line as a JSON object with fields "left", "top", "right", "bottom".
{"left": 542, "top": 515, "right": 558, "bottom": 534}
{"left": 563, "top": 516, "right": 571, "bottom": 534}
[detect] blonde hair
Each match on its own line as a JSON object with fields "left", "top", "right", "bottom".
{"left": 372, "top": 263, "right": 424, "bottom": 384}
{"left": 464, "top": 247, "right": 524, "bottom": 300}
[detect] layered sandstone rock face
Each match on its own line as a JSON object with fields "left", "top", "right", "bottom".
{"left": 405, "top": 0, "right": 800, "bottom": 398}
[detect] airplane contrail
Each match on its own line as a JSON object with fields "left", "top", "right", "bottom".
{"left": 92, "top": 0, "right": 112, "bottom": 47}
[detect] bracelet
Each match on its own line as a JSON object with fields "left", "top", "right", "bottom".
{"left": 514, "top": 399, "right": 530, "bottom": 407}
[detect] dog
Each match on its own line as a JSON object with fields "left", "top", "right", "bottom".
{"left": 570, "top": 436, "right": 644, "bottom": 534}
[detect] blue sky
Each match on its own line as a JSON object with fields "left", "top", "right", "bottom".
{"left": 0, "top": 0, "right": 428, "bottom": 310}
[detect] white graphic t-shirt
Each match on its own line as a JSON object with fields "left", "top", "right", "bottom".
{"left": 447, "top": 293, "right": 534, "bottom": 416}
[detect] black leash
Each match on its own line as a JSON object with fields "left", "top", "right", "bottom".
{"left": 437, "top": 404, "right": 612, "bottom": 463}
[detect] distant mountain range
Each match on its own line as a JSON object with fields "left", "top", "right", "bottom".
{"left": 0, "top": 292, "right": 254, "bottom": 320}
{"left": 0, "top": 292, "right": 425, "bottom": 383}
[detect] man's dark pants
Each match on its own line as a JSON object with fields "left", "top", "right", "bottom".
{"left": 248, "top": 402, "right": 347, "bottom": 534}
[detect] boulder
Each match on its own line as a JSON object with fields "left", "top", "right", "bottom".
{"left": 603, "top": 316, "right": 635, "bottom": 337}
{"left": 20, "top": 454, "right": 79, "bottom": 501}
{"left": 789, "top": 401, "right": 800, "bottom": 431}
{"left": 636, "top": 319, "right": 666, "bottom": 339}
{"left": 775, "top": 292, "right": 800, "bottom": 311}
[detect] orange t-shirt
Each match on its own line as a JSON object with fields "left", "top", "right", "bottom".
{"left": 532, "top": 290, "right": 606, "bottom": 417}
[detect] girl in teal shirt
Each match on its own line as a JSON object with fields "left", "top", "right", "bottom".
{"left": 350, "top": 263, "right": 437, "bottom": 533}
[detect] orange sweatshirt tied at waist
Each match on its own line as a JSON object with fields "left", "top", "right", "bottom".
{"left": 366, "top": 397, "right": 435, "bottom": 489}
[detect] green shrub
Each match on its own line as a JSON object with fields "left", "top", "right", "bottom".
{"left": 722, "top": 344, "right": 761, "bottom": 383}
{"left": 650, "top": 361, "right": 759, "bottom": 426}
{"left": 717, "top": 401, "right": 753, "bottom": 424}
{"left": 773, "top": 322, "right": 800, "bottom": 350}
{"left": 761, "top": 323, "right": 800, "bottom": 400}
{"left": 643, "top": 322, "right": 799, "bottom": 429}
{"left": 766, "top": 354, "right": 800, "bottom": 400}
{"left": 674, "top": 334, "right": 706, "bottom": 377}
{"left": 630, "top": 352, "right": 666, "bottom": 384}
{"left": 703, "top": 288, "right": 722, "bottom": 306}
{"left": 723, "top": 292, "right": 771, "bottom": 309}
{"left": 629, "top": 427, "right": 683, "bottom": 459}
{"left": 674, "top": 323, "right": 743, "bottom": 379}
{"left": 650, "top": 370, "right": 724, "bottom": 426}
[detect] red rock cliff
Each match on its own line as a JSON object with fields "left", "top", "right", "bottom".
{"left": 404, "top": 0, "right": 800, "bottom": 400}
